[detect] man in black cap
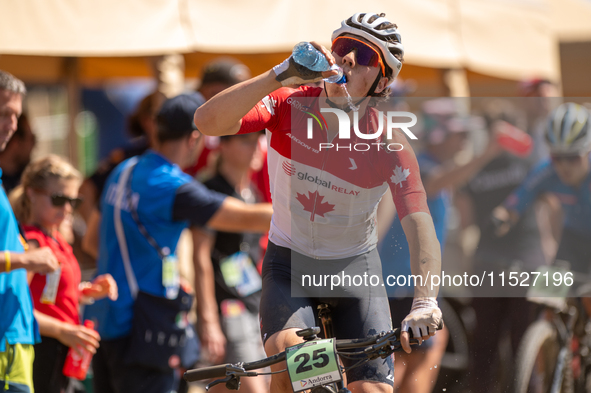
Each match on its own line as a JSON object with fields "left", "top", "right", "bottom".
{"left": 196, "top": 57, "right": 251, "bottom": 102}
{"left": 83, "top": 94, "right": 272, "bottom": 393}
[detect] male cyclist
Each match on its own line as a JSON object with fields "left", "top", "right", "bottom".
{"left": 493, "top": 102, "right": 591, "bottom": 277}
{"left": 194, "top": 13, "right": 442, "bottom": 393}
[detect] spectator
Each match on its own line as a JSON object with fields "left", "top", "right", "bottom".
{"left": 193, "top": 132, "right": 269, "bottom": 393}
{"left": 82, "top": 94, "right": 272, "bottom": 393}
{"left": 0, "top": 114, "right": 36, "bottom": 194}
{"left": 185, "top": 57, "right": 251, "bottom": 178}
{"left": 0, "top": 69, "right": 59, "bottom": 393}
{"left": 9, "top": 154, "right": 117, "bottom": 393}
{"left": 78, "top": 91, "right": 165, "bottom": 223}
{"left": 519, "top": 78, "right": 559, "bottom": 163}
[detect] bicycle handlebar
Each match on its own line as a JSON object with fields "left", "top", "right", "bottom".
{"left": 184, "top": 364, "right": 229, "bottom": 381}
{"left": 184, "top": 321, "right": 443, "bottom": 383}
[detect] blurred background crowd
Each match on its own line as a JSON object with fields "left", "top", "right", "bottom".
{"left": 2, "top": 1, "right": 591, "bottom": 393}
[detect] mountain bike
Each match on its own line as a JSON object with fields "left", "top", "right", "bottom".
{"left": 513, "top": 264, "right": 591, "bottom": 393}
{"left": 184, "top": 303, "right": 443, "bottom": 392}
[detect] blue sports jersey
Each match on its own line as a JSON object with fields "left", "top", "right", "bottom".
{"left": 85, "top": 151, "right": 225, "bottom": 339}
{"left": 379, "top": 153, "right": 448, "bottom": 296}
{"left": 0, "top": 169, "right": 40, "bottom": 351}
{"left": 504, "top": 154, "right": 591, "bottom": 238}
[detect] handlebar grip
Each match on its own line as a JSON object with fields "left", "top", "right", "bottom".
{"left": 184, "top": 364, "right": 229, "bottom": 382}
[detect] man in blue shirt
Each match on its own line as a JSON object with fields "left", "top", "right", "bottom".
{"left": 84, "top": 94, "right": 272, "bottom": 393}
{"left": 0, "top": 70, "right": 60, "bottom": 392}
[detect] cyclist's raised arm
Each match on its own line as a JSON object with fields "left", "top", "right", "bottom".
{"left": 194, "top": 71, "right": 281, "bottom": 137}
{"left": 194, "top": 47, "right": 336, "bottom": 137}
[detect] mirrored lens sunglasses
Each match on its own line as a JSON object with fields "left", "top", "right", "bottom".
{"left": 331, "top": 36, "right": 386, "bottom": 75}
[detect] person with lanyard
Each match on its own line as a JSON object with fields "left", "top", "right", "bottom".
{"left": 9, "top": 154, "right": 118, "bottom": 393}
{"left": 83, "top": 94, "right": 273, "bottom": 393}
{"left": 0, "top": 70, "right": 59, "bottom": 393}
{"left": 193, "top": 132, "right": 269, "bottom": 393}
{"left": 194, "top": 12, "right": 443, "bottom": 393}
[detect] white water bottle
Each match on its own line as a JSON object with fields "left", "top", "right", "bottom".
{"left": 292, "top": 42, "right": 346, "bottom": 84}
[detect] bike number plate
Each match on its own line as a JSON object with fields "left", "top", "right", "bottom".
{"left": 286, "top": 338, "right": 342, "bottom": 392}
{"left": 526, "top": 265, "right": 570, "bottom": 303}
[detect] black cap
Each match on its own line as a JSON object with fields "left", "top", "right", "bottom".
{"left": 201, "top": 58, "right": 251, "bottom": 86}
{"left": 156, "top": 93, "right": 205, "bottom": 141}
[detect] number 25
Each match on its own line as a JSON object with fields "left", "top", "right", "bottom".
{"left": 295, "top": 348, "right": 330, "bottom": 373}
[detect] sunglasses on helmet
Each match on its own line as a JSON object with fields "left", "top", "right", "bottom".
{"left": 331, "top": 36, "right": 386, "bottom": 75}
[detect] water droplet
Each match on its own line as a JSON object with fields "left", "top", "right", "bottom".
{"left": 443, "top": 389, "right": 447, "bottom": 392}
{"left": 434, "top": 365, "right": 437, "bottom": 368}
{"left": 338, "top": 84, "right": 360, "bottom": 112}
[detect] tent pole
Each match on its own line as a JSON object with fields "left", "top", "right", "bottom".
{"left": 149, "top": 54, "right": 185, "bottom": 98}
{"left": 65, "top": 57, "right": 80, "bottom": 169}
{"left": 441, "top": 68, "right": 470, "bottom": 97}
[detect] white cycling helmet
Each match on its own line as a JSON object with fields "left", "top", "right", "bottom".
{"left": 332, "top": 13, "right": 404, "bottom": 79}
{"left": 545, "top": 103, "right": 591, "bottom": 155}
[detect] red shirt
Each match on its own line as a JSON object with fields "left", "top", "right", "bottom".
{"left": 26, "top": 225, "right": 81, "bottom": 325}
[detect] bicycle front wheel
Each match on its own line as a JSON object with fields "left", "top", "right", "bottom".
{"left": 513, "top": 320, "right": 573, "bottom": 393}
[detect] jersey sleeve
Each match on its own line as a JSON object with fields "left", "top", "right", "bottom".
{"left": 172, "top": 181, "right": 227, "bottom": 227}
{"left": 382, "top": 130, "right": 430, "bottom": 220}
{"left": 237, "top": 87, "right": 310, "bottom": 135}
{"left": 503, "top": 159, "right": 554, "bottom": 215}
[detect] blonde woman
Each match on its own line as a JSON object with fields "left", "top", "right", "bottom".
{"left": 10, "top": 154, "right": 117, "bottom": 393}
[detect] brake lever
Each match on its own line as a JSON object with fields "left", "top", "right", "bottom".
{"left": 205, "top": 365, "right": 258, "bottom": 391}
{"left": 206, "top": 376, "right": 237, "bottom": 391}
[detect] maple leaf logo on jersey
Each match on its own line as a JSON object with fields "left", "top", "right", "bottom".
{"left": 261, "top": 96, "right": 277, "bottom": 116}
{"left": 296, "top": 191, "right": 335, "bottom": 222}
{"left": 390, "top": 166, "right": 410, "bottom": 188}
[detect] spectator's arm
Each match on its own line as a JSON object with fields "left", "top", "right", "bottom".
{"left": 173, "top": 182, "right": 272, "bottom": 234}
{"left": 192, "top": 227, "right": 226, "bottom": 363}
{"left": 422, "top": 141, "right": 502, "bottom": 197}
{"left": 206, "top": 198, "right": 272, "bottom": 234}
{"left": 0, "top": 247, "right": 58, "bottom": 274}
{"left": 34, "top": 311, "right": 100, "bottom": 354}
{"left": 82, "top": 209, "right": 101, "bottom": 259}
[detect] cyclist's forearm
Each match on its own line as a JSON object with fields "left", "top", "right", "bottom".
{"left": 194, "top": 70, "right": 281, "bottom": 137}
{"left": 401, "top": 212, "right": 441, "bottom": 298}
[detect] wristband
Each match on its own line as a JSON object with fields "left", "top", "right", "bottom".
{"left": 5, "top": 251, "right": 11, "bottom": 273}
{"left": 410, "top": 297, "right": 438, "bottom": 312}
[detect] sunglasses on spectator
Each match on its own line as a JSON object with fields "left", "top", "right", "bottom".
{"left": 34, "top": 189, "right": 82, "bottom": 208}
{"left": 551, "top": 155, "right": 584, "bottom": 165}
{"left": 331, "top": 36, "right": 386, "bottom": 75}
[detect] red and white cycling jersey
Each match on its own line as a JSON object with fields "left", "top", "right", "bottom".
{"left": 238, "top": 86, "right": 429, "bottom": 259}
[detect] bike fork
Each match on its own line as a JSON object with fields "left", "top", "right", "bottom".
{"left": 317, "top": 304, "right": 350, "bottom": 393}
{"left": 550, "top": 306, "right": 578, "bottom": 393}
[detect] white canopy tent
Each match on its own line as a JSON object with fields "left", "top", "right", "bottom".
{"left": 0, "top": 0, "right": 561, "bottom": 81}
{"left": 2, "top": 0, "right": 588, "bottom": 165}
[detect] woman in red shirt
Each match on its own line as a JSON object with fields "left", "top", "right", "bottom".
{"left": 10, "top": 154, "right": 117, "bottom": 393}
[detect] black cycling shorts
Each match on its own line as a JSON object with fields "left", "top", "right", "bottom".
{"left": 259, "top": 241, "right": 394, "bottom": 386}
